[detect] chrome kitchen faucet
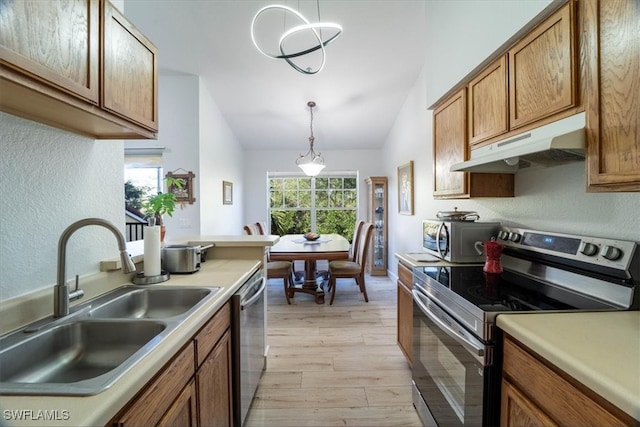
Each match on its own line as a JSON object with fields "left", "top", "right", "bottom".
{"left": 54, "top": 218, "right": 137, "bottom": 318}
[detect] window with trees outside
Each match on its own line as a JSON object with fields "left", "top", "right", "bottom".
{"left": 268, "top": 172, "right": 358, "bottom": 243}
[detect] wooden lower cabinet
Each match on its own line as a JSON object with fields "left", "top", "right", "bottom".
{"left": 501, "top": 334, "right": 634, "bottom": 427}
{"left": 114, "top": 342, "right": 196, "bottom": 426}
{"left": 196, "top": 329, "right": 233, "bottom": 427}
{"left": 396, "top": 261, "right": 413, "bottom": 366}
{"left": 111, "top": 302, "right": 232, "bottom": 427}
{"left": 157, "top": 380, "right": 198, "bottom": 427}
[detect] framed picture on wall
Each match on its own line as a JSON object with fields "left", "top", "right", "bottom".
{"left": 397, "top": 161, "right": 414, "bottom": 215}
{"left": 223, "top": 181, "right": 233, "bottom": 205}
{"left": 166, "top": 171, "right": 196, "bottom": 204}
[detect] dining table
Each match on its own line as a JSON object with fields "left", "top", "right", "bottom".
{"left": 269, "top": 234, "right": 351, "bottom": 304}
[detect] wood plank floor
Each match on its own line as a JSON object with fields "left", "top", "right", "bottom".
{"left": 245, "top": 271, "right": 422, "bottom": 426}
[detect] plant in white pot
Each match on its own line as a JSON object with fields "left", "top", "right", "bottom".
{"left": 141, "top": 176, "right": 183, "bottom": 241}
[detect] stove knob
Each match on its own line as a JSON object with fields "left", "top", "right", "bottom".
{"left": 600, "top": 245, "right": 623, "bottom": 261}
{"left": 509, "top": 232, "right": 521, "bottom": 242}
{"left": 498, "top": 231, "right": 509, "bottom": 240}
{"left": 579, "top": 242, "right": 599, "bottom": 256}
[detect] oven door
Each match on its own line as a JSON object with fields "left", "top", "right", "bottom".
{"left": 412, "top": 285, "right": 498, "bottom": 427}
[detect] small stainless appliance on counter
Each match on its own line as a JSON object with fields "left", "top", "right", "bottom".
{"left": 422, "top": 219, "right": 501, "bottom": 263}
{"left": 161, "top": 244, "right": 212, "bottom": 273}
{"left": 412, "top": 226, "right": 639, "bottom": 426}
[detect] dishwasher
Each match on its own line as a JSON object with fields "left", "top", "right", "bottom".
{"left": 232, "top": 267, "right": 266, "bottom": 426}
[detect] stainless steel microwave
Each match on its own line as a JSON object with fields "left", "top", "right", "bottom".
{"left": 422, "top": 220, "right": 500, "bottom": 263}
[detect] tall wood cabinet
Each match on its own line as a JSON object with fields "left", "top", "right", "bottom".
{"left": 365, "top": 177, "right": 387, "bottom": 276}
{"left": 0, "top": 0, "right": 158, "bottom": 139}
{"left": 433, "top": 89, "right": 514, "bottom": 199}
{"left": 583, "top": 0, "right": 640, "bottom": 192}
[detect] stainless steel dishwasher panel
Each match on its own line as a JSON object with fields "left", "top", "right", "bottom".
{"left": 232, "top": 268, "right": 266, "bottom": 426}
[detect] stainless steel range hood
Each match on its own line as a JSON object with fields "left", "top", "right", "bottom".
{"left": 451, "top": 112, "right": 586, "bottom": 173}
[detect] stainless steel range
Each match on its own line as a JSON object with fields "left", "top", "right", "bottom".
{"left": 411, "top": 226, "right": 639, "bottom": 427}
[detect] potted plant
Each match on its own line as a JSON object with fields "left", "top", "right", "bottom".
{"left": 142, "top": 176, "right": 184, "bottom": 241}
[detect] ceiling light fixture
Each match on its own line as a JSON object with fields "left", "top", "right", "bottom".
{"left": 250, "top": 2, "right": 342, "bottom": 75}
{"left": 297, "top": 101, "right": 325, "bottom": 176}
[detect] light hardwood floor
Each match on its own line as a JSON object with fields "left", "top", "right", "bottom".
{"left": 245, "top": 271, "right": 422, "bottom": 426}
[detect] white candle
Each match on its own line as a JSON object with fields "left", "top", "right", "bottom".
{"left": 144, "top": 226, "right": 161, "bottom": 277}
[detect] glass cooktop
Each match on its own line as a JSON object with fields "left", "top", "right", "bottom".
{"left": 415, "top": 265, "right": 612, "bottom": 313}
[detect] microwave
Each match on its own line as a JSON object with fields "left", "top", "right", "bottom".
{"left": 422, "top": 219, "right": 500, "bottom": 263}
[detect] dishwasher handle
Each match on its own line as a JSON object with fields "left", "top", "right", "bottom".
{"left": 241, "top": 276, "right": 266, "bottom": 310}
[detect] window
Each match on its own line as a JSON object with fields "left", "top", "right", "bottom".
{"left": 124, "top": 154, "right": 163, "bottom": 197}
{"left": 268, "top": 172, "right": 358, "bottom": 241}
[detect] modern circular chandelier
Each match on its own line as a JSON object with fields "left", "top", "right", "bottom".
{"left": 250, "top": 2, "right": 342, "bottom": 75}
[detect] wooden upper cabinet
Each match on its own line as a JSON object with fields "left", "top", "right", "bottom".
{"left": 103, "top": 1, "right": 158, "bottom": 131}
{"left": 433, "top": 89, "right": 468, "bottom": 198}
{"left": 509, "top": 2, "right": 577, "bottom": 130}
{"left": 433, "top": 89, "right": 514, "bottom": 199}
{"left": 583, "top": 0, "right": 640, "bottom": 192}
{"left": 468, "top": 55, "right": 508, "bottom": 146}
{"left": 0, "top": 0, "right": 99, "bottom": 103}
{"left": 0, "top": 0, "right": 157, "bottom": 139}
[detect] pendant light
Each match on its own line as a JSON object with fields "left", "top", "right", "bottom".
{"left": 297, "top": 101, "right": 325, "bottom": 176}
{"left": 250, "top": 1, "right": 342, "bottom": 75}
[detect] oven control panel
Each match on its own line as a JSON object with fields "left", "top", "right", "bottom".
{"left": 498, "top": 227, "right": 638, "bottom": 270}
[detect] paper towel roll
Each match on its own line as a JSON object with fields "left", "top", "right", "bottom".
{"left": 144, "top": 226, "right": 161, "bottom": 277}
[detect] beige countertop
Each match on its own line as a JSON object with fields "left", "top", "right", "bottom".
{"left": 497, "top": 311, "right": 640, "bottom": 421}
{"left": 394, "top": 252, "right": 472, "bottom": 268}
{"left": 0, "top": 258, "right": 261, "bottom": 427}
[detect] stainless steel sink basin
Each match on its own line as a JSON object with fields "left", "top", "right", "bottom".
{"left": 89, "top": 287, "right": 212, "bottom": 319}
{"left": 0, "top": 320, "right": 165, "bottom": 394}
{"left": 0, "top": 285, "right": 222, "bottom": 395}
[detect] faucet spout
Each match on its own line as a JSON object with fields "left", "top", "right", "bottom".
{"left": 54, "top": 218, "right": 137, "bottom": 318}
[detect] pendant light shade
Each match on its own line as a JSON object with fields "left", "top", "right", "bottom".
{"left": 297, "top": 101, "right": 325, "bottom": 176}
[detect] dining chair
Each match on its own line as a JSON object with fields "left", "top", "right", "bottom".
{"left": 243, "top": 224, "right": 256, "bottom": 235}
{"left": 349, "top": 220, "right": 366, "bottom": 262}
{"left": 315, "top": 220, "right": 364, "bottom": 282}
{"left": 255, "top": 222, "right": 268, "bottom": 235}
{"left": 327, "top": 222, "right": 375, "bottom": 305}
{"left": 249, "top": 222, "right": 295, "bottom": 303}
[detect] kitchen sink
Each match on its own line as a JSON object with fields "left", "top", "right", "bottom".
{"left": 1, "top": 320, "right": 165, "bottom": 383}
{"left": 0, "top": 285, "right": 222, "bottom": 395}
{"left": 89, "top": 287, "right": 213, "bottom": 319}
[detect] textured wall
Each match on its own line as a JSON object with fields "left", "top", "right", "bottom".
{"left": 0, "top": 113, "right": 124, "bottom": 300}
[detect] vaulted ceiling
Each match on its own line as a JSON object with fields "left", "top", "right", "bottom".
{"left": 124, "top": 1, "right": 427, "bottom": 151}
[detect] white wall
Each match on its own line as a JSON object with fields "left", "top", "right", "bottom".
{"left": 425, "top": 0, "right": 552, "bottom": 105}
{"left": 0, "top": 113, "right": 125, "bottom": 300}
{"left": 384, "top": 1, "right": 640, "bottom": 276}
{"left": 243, "top": 149, "right": 383, "bottom": 230}
{"left": 125, "top": 75, "right": 245, "bottom": 237}
{"left": 198, "top": 79, "right": 245, "bottom": 235}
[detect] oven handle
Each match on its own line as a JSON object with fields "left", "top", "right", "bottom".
{"left": 241, "top": 276, "right": 267, "bottom": 310}
{"left": 412, "top": 288, "right": 485, "bottom": 359}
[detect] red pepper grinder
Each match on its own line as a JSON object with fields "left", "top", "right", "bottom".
{"left": 475, "top": 237, "right": 504, "bottom": 274}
